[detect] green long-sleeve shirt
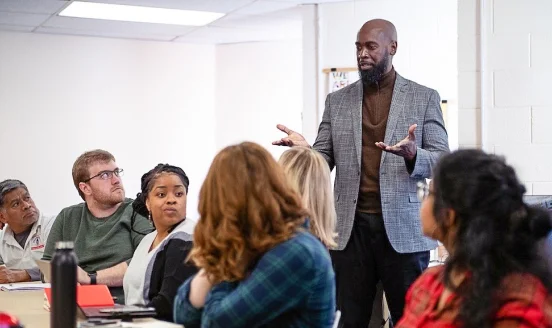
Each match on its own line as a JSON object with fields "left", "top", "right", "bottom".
{"left": 43, "top": 198, "right": 154, "bottom": 273}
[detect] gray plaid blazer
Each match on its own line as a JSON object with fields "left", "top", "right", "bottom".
{"left": 313, "top": 73, "right": 449, "bottom": 252}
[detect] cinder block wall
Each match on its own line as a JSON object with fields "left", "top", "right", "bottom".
{"left": 458, "top": 0, "right": 552, "bottom": 195}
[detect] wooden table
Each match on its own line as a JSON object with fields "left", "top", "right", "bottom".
{"left": 0, "top": 289, "right": 48, "bottom": 327}
{"left": 0, "top": 288, "right": 182, "bottom": 328}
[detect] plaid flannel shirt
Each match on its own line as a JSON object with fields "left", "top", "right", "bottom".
{"left": 173, "top": 230, "right": 336, "bottom": 327}
{"left": 396, "top": 266, "right": 552, "bottom": 328}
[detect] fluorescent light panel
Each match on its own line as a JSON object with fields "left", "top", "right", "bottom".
{"left": 59, "top": 1, "right": 225, "bottom": 26}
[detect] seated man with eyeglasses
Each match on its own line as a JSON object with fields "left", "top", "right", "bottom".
{"left": 42, "top": 149, "right": 154, "bottom": 303}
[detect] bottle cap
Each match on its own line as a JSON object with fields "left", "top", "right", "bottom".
{"left": 55, "top": 241, "right": 74, "bottom": 249}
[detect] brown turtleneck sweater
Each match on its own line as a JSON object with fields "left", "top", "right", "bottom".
{"left": 357, "top": 67, "right": 396, "bottom": 214}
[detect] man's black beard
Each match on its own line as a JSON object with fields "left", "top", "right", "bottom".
{"left": 359, "top": 53, "right": 389, "bottom": 86}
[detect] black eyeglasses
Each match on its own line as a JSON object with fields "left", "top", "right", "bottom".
{"left": 416, "top": 181, "right": 433, "bottom": 201}
{"left": 83, "top": 168, "right": 124, "bottom": 183}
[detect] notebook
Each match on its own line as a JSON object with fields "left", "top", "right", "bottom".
{"left": 45, "top": 285, "right": 115, "bottom": 307}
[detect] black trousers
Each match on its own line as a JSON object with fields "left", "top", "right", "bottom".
{"left": 330, "top": 212, "right": 429, "bottom": 327}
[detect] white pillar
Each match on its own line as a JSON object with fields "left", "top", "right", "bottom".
{"left": 301, "top": 4, "right": 319, "bottom": 143}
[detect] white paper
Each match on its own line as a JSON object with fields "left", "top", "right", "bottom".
{"left": 0, "top": 283, "right": 50, "bottom": 291}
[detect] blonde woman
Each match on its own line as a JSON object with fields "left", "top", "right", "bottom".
{"left": 279, "top": 147, "right": 337, "bottom": 249}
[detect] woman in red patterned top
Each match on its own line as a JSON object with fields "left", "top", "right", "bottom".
{"left": 397, "top": 149, "right": 552, "bottom": 328}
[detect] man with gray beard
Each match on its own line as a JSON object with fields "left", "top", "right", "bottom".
{"left": 43, "top": 149, "right": 153, "bottom": 303}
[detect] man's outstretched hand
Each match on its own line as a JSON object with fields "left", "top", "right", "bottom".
{"left": 375, "top": 124, "right": 418, "bottom": 161}
{"left": 272, "top": 124, "right": 310, "bottom": 148}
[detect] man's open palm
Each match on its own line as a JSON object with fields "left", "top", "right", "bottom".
{"left": 272, "top": 124, "right": 310, "bottom": 148}
{"left": 375, "top": 124, "right": 418, "bottom": 160}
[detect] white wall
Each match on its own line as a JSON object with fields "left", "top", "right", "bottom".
{"left": 457, "top": 0, "right": 481, "bottom": 149}
{"left": 0, "top": 31, "right": 217, "bottom": 219}
{"left": 215, "top": 40, "right": 303, "bottom": 159}
{"left": 459, "top": 0, "right": 552, "bottom": 194}
{"left": 317, "top": 0, "right": 458, "bottom": 149}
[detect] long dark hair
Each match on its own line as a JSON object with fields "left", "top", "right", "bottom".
{"left": 432, "top": 149, "right": 552, "bottom": 327}
{"left": 131, "top": 164, "right": 190, "bottom": 234}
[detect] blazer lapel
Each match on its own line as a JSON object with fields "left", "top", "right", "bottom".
{"left": 381, "top": 73, "right": 409, "bottom": 166}
{"left": 350, "top": 81, "right": 363, "bottom": 168}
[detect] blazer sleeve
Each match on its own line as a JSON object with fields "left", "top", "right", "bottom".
{"left": 147, "top": 239, "right": 197, "bottom": 321}
{"left": 409, "top": 89, "right": 449, "bottom": 179}
{"left": 313, "top": 93, "right": 336, "bottom": 170}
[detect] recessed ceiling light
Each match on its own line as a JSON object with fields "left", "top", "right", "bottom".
{"left": 59, "top": 1, "right": 225, "bottom": 26}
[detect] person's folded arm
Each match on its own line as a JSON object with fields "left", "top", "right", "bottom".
{"left": 96, "top": 262, "right": 128, "bottom": 287}
{"left": 78, "top": 262, "right": 128, "bottom": 287}
{"left": 0, "top": 266, "right": 31, "bottom": 283}
{"left": 200, "top": 241, "right": 315, "bottom": 328}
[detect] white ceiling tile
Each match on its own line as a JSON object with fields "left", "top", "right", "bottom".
{"left": 264, "top": 0, "right": 353, "bottom": 3}
{"left": 35, "top": 26, "right": 175, "bottom": 41}
{"left": 0, "top": 0, "right": 68, "bottom": 15}
{"left": 0, "top": 12, "right": 50, "bottom": 27}
{"left": 262, "top": 6, "right": 303, "bottom": 19}
{"left": 231, "top": 0, "right": 297, "bottom": 15}
{"left": 175, "top": 25, "right": 299, "bottom": 44}
{"left": 211, "top": 12, "right": 300, "bottom": 30}
{"left": 0, "top": 24, "right": 35, "bottom": 32}
{"left": 84, "top": 0, "right": 256, "bottom": 14}
{"left": 42, "top": 16, "right": 197, "bottom": 36}
{"left": 0, "top": 0, "right": 310, "bottom": 44}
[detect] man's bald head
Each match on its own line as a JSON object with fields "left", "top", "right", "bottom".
{"left": 355, "top": 19, "right": 398, "bottom": 85}
{"left": 358, "top": 19, "right": 397, "bottom": 44}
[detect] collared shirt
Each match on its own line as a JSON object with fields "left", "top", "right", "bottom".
{"left": 397, "top": 265, "right": 552, "bottom": 328}
{"left": 0, "top": 212, "right": 56, "bottom": 280}
{"left": 173, "top": 230, "right": 336, "bottom": 328}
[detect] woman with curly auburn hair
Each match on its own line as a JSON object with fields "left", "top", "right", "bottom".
{"left": 173, "top": 142, "right": 336, "bottom": 328}
{"left": 279, "top": 147, "right": 338, "bottom": 249}
{"left": 396, "top": 149, "right": 552, "bottom": 328}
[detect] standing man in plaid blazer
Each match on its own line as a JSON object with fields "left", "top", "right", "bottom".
{"left": 274, "top": 19, "right": 449, "bottom": 327}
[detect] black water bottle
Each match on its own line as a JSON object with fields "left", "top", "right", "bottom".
{"left": 51, "top": 241, "right": 78, "bottom": 328}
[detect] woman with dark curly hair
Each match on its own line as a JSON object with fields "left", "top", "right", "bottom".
{"left": 397, "top": 149, "right": 552, "bottom": 328}
{"left": 173, "top": 142, "right": 336, "bottom": 327}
